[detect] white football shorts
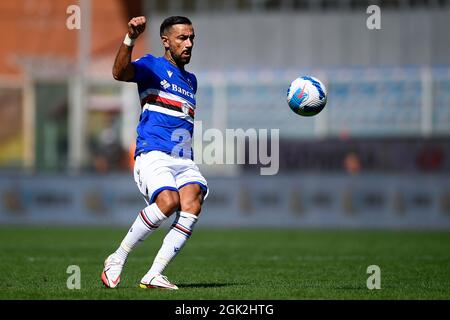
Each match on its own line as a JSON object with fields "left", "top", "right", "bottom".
{"left": 134, "top": 150, "right": 209, "bottom": 205}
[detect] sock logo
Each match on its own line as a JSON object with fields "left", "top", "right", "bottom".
{"left": 174, "top": 247, "right": 180, "bottom": 253}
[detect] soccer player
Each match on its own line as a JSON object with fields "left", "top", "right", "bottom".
{"left": 101, "top": 16, "right": 208, "bottom": 290}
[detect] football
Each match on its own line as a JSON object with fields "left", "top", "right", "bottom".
{"left": 286, "top": 76, "right": 328, "bottom": 116}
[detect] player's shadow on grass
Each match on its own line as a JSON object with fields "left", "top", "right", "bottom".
{"left": 178, "top": 283, "right": 236, "bottom": 289}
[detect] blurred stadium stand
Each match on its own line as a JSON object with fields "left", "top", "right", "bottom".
{"left": 0, "top": 0, "right": 449, "bottom": 228}
{"left": 145, "top": 0, "right": 450, "bottom": 12}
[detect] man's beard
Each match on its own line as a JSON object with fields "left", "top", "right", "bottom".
{"left": 172, "top": 50, "right": 191, "bottom": 66}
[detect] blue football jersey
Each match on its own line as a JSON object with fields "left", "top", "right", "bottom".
{"left": 130, "top": 54, "right": 197, "bottom": 159}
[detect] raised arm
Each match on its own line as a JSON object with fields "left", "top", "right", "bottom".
{"left": 112, "top": 16, "right": 146, "bottom": 82}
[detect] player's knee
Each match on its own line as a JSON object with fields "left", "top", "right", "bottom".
{"left": 155, "top": 190, "right": 180, "bottom": 216}
{"left": 181, "top": 198, "right": 202, "bottom": 215}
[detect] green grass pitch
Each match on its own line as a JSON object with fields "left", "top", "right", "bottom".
{"left": 0, "top": 227, "right": 449, "bottom": 300}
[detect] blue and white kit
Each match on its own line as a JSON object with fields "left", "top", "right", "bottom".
{"left": 130, "top": 54, "right": 208, "bottom": 204}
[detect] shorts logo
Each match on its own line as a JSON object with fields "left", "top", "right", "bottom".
{"left": 174, "top": 247, "right": 180, "bottom": 253}
{"left": 137, "top": 169, "right": 143, "bottom": 188}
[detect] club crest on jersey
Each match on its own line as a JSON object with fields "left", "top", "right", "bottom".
{"left": 181, "top": 103, "right": 190, "bottom": 115}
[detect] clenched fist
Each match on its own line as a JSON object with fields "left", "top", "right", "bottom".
{"left": 128, "top": 16, "right": 146, "bottom": 39}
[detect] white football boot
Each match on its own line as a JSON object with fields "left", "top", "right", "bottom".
{"left": 139, "top": 274, "right": 179, "bottom": 290}
{"left": 101, "top": 254, "right": 125, "bottom": 288}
